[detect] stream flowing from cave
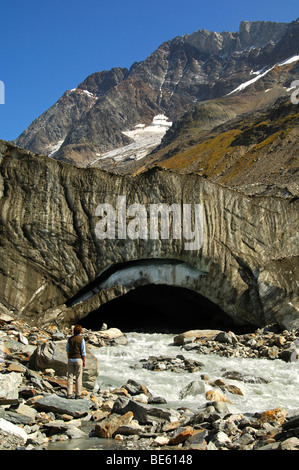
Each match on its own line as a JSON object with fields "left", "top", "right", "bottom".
{"left": 93, "top": 332, "right": 299, "bottom": 415}
{"left": 48, "top": 332, "right": 299, "bottom": 450}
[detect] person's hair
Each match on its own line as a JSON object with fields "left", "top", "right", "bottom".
{"left": 74, "top": 324, "right": 82, "bottom": 335}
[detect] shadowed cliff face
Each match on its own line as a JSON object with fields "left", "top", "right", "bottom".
{"left": 0, "top": 141, "right": 298, "bottom": 330}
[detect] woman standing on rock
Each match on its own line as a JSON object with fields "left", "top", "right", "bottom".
{"left": 66, "top": 325, "right": 86, "bottom": 399}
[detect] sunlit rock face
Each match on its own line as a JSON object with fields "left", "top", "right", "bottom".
{"left": 0, "top": 141, "right": 298, "bottom": 330}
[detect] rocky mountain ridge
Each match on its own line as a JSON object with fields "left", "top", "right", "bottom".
{"left": 13, "top": 18, "right": 299, "bottom": 168}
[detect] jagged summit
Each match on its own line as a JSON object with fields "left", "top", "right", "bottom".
{"left": 184, "top": 19, "right": 289, "bottom": 56}
{"left": 13, "top": 18, "right": 299, "bottom": 170}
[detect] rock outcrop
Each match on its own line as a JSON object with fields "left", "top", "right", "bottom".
{"left": 0, "top": 140, "right": 298, "bottom": 330}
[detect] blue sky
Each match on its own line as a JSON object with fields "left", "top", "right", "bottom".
{"left": 0, "top": 0, "right": 298, "bottom": 141}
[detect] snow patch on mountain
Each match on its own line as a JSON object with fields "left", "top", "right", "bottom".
{"left": 69, "top": 88, "right": 97, "bottom": 98}
{"left": 88, "top": 115, "right": 172, "bottom": 167}
{"left": 48, "top": 139, "right": 65, "bottom": 157}
{"left": 278, "top": 55, "right": 299, "bottom": 66}
{"left": 227, "top": 55, "right": 299, "bottom": 96}
{"left": 227, "top": 66, "right": 275, "bottom": 95}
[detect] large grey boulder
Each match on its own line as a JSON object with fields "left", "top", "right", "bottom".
{"left": 112, "top": 397, "right": 180, "bottom": 424}
{"left": 173, "top": 330, "right": 222, "bottom": 346}
{"left": 179, "top": 380, "right": 205, "bottom": 400}
{"left": 33, "top": 395, "right": 93, "bottom": 418}
{"left": 29, "top": 340, "right": 99, "bottom": 390}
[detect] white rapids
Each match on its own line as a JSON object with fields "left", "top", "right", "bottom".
{"left": 92, "top": 332, "right": 299, "bottom": 416}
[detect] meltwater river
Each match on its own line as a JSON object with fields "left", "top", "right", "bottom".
{"left": 48, "top": 331, "right": 299, "bottom": 450}
{"left": 92, "top": 332, "right": 299, "bottom": 415}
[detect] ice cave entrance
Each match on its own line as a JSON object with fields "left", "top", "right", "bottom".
{"left": 73, "top": 258, "right": 238, "bottom": 334}
{"left": 80, "top": 283, "right": 235, "bottom": 333}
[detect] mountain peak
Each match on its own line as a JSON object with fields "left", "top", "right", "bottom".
{"left": 76, "top": 67, "right": 129, "bottom": 96}
{"left": 13, "top": 18, "right": 299, "bottom": 169}
{"left": 185, "top": 19, "right": 290, "bottom": 57}
{"left": 238, "top": 19, "right": 289, "bottom": 49}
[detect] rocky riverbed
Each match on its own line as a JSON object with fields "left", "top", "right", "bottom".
{"left": 0, "top": 314, "right": 299, "bottom": 451}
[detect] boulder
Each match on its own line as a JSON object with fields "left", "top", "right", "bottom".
{"left": 179, "top": 380, "right": 205, "bottom": 399}
{"left": 123, "top": 379, "right": 152, "bottom": 398}
{"left": 15, "top": 403, "right": 38, "bottom": 421}
{"left": 3, "top": 338, "right": 35, "bottom": 357}
{"left": 42, "top": 419, "right": 69, "bottom": 435}
{"left": 215, "top": 331, "right": 237, "bottom": 344}
{"left": 115, "top": 421, "right": 143, "bottom": 436}
{"left": 154, "top": 435, "right": 169, "bottom": 446}
{"left": 29, "top": 340, "right": 99, "bottom": 390}
{"left": 184, "top": 429, "right": 209, "bottom": 450}
{"left": 0, "top": 313, "right": 14, "bottom": 323}
{"left": 33, "top": 394, "right": 93, "bottom": 418}
{"left": 97, "top": 328, "right": 123, "bottom": 340}
{"left": 282, "top": 414, "right": 299, "bottom": 431}
{"left": 173, "top": 330, "right": 222, "bottom": 346}
{"left": 6, "top": 362, "right": 27, "bottom": 374}
{"left": 94, "top": 411, "right": 133, "bottom": 438}
{"left": 91, "top": 410, "right": 110, "bottom": 422}
{"left": 3, "top": 410, "right": 34, "bottom": 426}
{"left": 222, "top": 370, "right": 269, "bottom": 384}
{"left": 258, "top": 408, "right": 288, "bottom": 426}
{"left": 206, "top": 389, "right": 232, "bottom": 404}
{"left": 112, "top": 397, "right": 180, "bottom": 424}
{"left": 278, "top": 437, "right": 299, "bottom": 450}
{"left": 208, "top": 401, "right": 230, "bottom": 415}
{"left": 168, "top": 426, "right": 194, "bottom": 445}
{"left": 212, "top": 431, "right": 231, "bottom": 448}
{"left": 66, "top": 426, "right": 87, "bottom": 439}
{"left": 0, "top": 372, "right": 22, "bottom": 401}
{"left": 0, "top": 418, "right": 28, "bottom": 443}
{"left": 225, "top": 384, "right": 244, "bottom": 396}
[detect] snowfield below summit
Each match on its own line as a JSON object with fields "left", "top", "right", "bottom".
{"left": 88, "top": 115, "right": 172, "bottom": 166}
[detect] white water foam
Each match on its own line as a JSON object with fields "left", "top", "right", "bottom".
{"left": 92, "top": 332, "right": 299, "bottom": 415}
